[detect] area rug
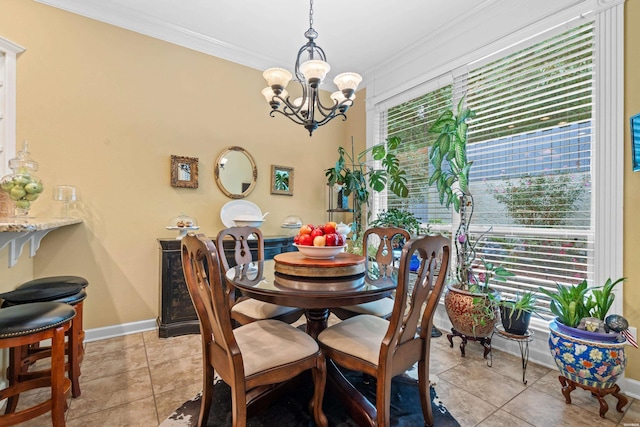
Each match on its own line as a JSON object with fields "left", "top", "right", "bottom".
{"left": 161, "top": 369, "right": 459, "bottom": 427}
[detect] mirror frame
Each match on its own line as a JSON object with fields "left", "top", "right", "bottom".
{"left": 170, "top": 155, "right": 199, "bottom": 188}
{"left": 271, "top": 165, "right": 294, "bottom": 196}
{"left": 214, "top": 146, "right": 258, "bottom": 199}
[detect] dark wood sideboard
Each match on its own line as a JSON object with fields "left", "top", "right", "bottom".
{"left": 157, "top": 235, "right": 295, "bottom": 337}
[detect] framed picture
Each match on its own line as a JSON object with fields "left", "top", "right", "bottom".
{"left": 171, "top": 155, "right": 199, "bottom": 188}
{"left": 271, "top": 165, "right": 293, "bottom": 196}
{"left": 631, "top": 113, "right": 640, "bottom": 172}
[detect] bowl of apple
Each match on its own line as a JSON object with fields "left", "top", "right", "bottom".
{"left": 293, "top": 222, "right": 346, "bottom": 259}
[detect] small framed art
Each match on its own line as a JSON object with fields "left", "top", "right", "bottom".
{"left": 171, "top": 155, "right": 199, "bottom": 188}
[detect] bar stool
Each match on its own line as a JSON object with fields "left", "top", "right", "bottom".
{"left": 0, "top": 301, "right": 75, "bottom": 427}
{"left": 0, "top": 283, "right": 86, "bottom": 398}
{"left": 14, "top": 276, "right": 88, "bottom": 362}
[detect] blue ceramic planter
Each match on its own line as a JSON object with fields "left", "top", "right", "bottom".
{"left": 548, "top": 320, "right": 627, "bottom": 389}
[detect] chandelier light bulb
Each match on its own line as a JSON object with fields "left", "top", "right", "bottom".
{"left": 330, "top": 91, "right": 356, "bottom": 104}
{"left": 263, "top": 68, "right": 292, "bottom": 94}
{"left": 262, "top": 87, "right": 288, "bottom": 109}
{"left": 334, "top": 72, "right": 362, "bottom": 98}
{"left": 299, "top": 60, "right": 331, "bottom": 87}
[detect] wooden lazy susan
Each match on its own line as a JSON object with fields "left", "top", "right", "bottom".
{"left": 273, "top": 251, "right": 365, "bottom": 278}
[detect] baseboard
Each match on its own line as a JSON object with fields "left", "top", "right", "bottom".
{"left": 85, "top": 318, "right": 157, "bottom": 342}
{"left": 620, "top": 377, "right": 640, "bottom": 400}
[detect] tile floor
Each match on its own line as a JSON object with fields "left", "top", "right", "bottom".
{"left": 11, "top": 323, "right": 640, "bottom": 427}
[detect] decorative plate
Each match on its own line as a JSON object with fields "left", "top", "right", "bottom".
{"left": 220, "top": 200, "right": 262, "bottom": 228}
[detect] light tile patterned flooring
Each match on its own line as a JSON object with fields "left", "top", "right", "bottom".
{"left": 11, "top": 323, "right": 640, "bottom": 426}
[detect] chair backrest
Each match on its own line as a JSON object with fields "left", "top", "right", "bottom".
{"left": 181, "top": 233, "right": 241, "bottom": 375}
{"left": 216, "top": 226, "right": 264, "bottom": 273}
{"left": 216, "top": 227, "right": 264, "bottom": 306}
{"left": 362, "top": 226, "right": 411, "bottom": 284}
{"left": 382, "top": 234, "right": 450, "bottom": 372}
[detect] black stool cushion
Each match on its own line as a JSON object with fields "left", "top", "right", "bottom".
{"left": 18, "top": 275, "right": 89, "bottom": 289}
{"left": 0, "top": 284, "right": 83, "bottom": 305}
{"left": 0, "top": 302, "right": 76, "bottom": 339}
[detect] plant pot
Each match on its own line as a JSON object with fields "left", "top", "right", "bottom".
{"left": 553, "top": 318, "right": 620, "bottom": 342}
{"left": 548, "top": 319, "right": 626, "bottom": 389}
{"left": 444, "top": 284, "right": 498, "bottom": 338}
{"left": 500, "top": 304, "right": 531, "bottom": 335}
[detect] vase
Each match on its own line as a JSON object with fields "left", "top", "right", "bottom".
{"left": 444, "top": 284, "right": 498, "bottom": 338}
{"left": 548, "top": 319, "right": 626, "bottom": 389}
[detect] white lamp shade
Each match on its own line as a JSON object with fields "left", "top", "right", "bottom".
{"left": 261, "top": 87, "right": 288, "bottom": 103}
{"left": 263, "top": 68, "right": 292, "bottom": 88}
{"left": 334, "top": 72, "right": 362, "bottom": 93}
{"left": 299, "top": 60, "right": 331, "bottom": 83}
{"left": 331, "top": 91, "right": 356, "bottom": 104}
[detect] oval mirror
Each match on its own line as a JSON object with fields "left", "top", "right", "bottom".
{"left": 214, "top": 146, "right": 257, "bottom": 199}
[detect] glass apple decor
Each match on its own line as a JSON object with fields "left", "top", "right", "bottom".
{"left": 293, "top": 222, "right": 345, "bottom": 247}
{"left": 0, "top": 142, "right": 44, "bottom": 216}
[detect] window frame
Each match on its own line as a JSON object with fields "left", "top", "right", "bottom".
{"left": 367, "top": 8, "right": 624, "bottom": 333}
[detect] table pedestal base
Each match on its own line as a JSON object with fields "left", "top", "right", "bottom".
{"left": 558, "top": 375, "right": 628, "bottom": 418}
{"left": 447, "top": 328, "right": 491, "bottom": 358}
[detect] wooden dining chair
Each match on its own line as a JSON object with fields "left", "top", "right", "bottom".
{"left": 317, "top": 234, "right": 450, "bottom": 427}
{"left": 181, "top": 233, "right": 327, "bottom": 427}
{"left": 330, "top": 226, "right": 411, "bottom": 320}
{"left": 216, "top": 227, "right": 304, "bottom": 325}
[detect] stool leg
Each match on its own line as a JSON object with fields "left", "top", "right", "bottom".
{"left": 51, "top": 326, "right": 67, "bottom": 427}
{"left": 4, "top": 347, "right": 20, "bottom": 414}
{"left": 68, "top": 316, "right": 81, "bottom": 397}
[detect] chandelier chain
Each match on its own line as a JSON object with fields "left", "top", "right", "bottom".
{"left": 309, "top": 0, "right": 314, "bottom": 29}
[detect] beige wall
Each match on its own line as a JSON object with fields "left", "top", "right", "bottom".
{"left": 0, "top": 0, "right": 363, "bottom": 329}
{"left": 624, "top": 0, "right": 640, "bottom": 380}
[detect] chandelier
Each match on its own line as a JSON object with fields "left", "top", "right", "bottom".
{"left": 261, "top": 0, "right": 362, "bottom": 136}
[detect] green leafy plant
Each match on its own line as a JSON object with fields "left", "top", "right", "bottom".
{"left": 471, "top": 259, "right": 515, "bottom": 330}
{"left": 538, "top": 278, "right": 624, "bottom": 328}
{"left": 325, "top": 136, "right": 409, "bottom": 239}
{"left": 368, "top": 208, "right": 429, "bottom": 236}
{"left": 587, "top": 277, "right": 625, "bottom": 321}
{"left": 428, "top": 98, "right": 478, "bottom": 289}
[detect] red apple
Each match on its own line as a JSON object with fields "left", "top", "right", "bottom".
{"left": 311, "top": 228, "right": 324, "bottom": 238}
{"left": 324, "top": 221, "right": 337, "bottom": 234}
{"left": 293, "top": 234, "right": 300, "bottom": 244}
{"left": 313, "top": 235, "right": 326, "bottom": 246}
{"left": 298, "top": 234, "right": 314, "bottom": 246}
{"left": 336, "top": 234, "right": 345, "bottom": 246}
{"left": 324, "top": 233, "right": 338, "bottom": 246}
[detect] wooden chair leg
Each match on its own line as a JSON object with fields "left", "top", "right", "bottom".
{"left": 310, "top": 355, "right": 328, "bottom": 427}
{"left": 198, "top": 361, "right": 214, "bottom": 426}
{"left": 418, "top": 358, "right": 434, "bottom": 426}
{"left": 376, "top": 373, "right": 392, "bottom": 427}
{"left": 232, "top": 385, "right": 247, "bottom": 427}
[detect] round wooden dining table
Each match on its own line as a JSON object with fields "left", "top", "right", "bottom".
{"left": 225, "top": 253, "right": 397, "bottom": 427}
{"left": 225, "top": 253, "right": 396, "bottom": 338}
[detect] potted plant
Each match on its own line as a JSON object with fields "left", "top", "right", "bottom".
{"left": 538, "top": 277, "right": 629, "bottom": 412}
{"left": 368, "top": 208, "right": 428, "bottom": 237}
{"left": 427, "top": 98, "right": 510, "bottom": 349}
{"left": 496, "top": 290, "right": 540, "bottom": 336}
{"left": 325, "top": 136, "right": 409, "bottom": 243}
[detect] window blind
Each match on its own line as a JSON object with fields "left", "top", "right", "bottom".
{"left": 374, "top": 22, "right": 595, "bottom": 318}
{"left": 466, "top": 23, "right": 594, "bottom": 316}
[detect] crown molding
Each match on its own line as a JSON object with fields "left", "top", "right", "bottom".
{"left": 35, "top": 0, "right": 277, "bottom": 71}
